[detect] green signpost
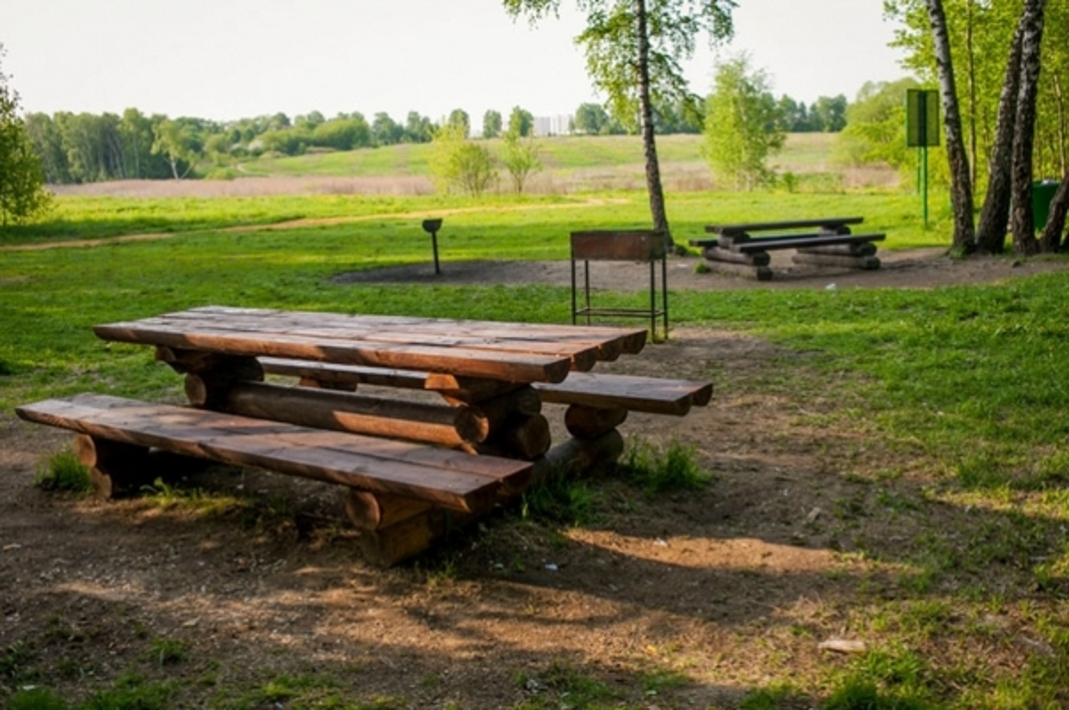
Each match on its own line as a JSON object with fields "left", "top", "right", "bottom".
{"left": 906, "top": 89, "right": 940, "bottom": 227}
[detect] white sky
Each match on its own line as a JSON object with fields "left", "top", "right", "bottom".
{"left": 0, "top": 0, "right": 909, "bottom": 123}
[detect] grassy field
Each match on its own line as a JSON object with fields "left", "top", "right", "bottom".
{"left": 3, "top": 177, "right": 1069, "bottom": 708}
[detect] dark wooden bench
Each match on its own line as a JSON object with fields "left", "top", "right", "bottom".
{"left": 689, "top": 217, "right": 884, "bottom": 280}
{"left": 261, "top": 357, "right": 712, "bottom": 442}
{"left": 16, "top": 394, "right": 531, "bottom": 515}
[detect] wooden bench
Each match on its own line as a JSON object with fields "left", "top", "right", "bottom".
{"left": 16, "top": 394, "right": 534, "bottom": 565}
{"left": 260, "top": 357, "right": 712, "bottom": 443}
{"left": 689, "top": 217, "right": 885, "bottom": 280}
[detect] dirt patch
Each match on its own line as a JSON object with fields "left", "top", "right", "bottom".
{"left": 335, "top": 247, "right": 1069, "bottom": 291}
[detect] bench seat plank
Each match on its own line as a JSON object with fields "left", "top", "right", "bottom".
{"left": 533, "top": 372, "right": 712, "bottom": 416}
{"left": 16, "top": 394, "right": 530, "bottom": 513}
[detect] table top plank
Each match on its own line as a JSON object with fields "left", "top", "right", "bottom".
{"left": 183, "top": 306, "right": 648, "bottom": 356}
{"left": 704, "top": 217, "right": 864, "bottom": 235}
{"left": 150, "top": 311, "right": 602, "bottom": 371}
{"left": 96, "top": 308, "right": 648, "bottom": 384}
{"left": 94, "top": 320, "right": 574, "bottom": 384}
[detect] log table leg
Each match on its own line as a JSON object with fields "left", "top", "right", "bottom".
{"left": 73, "top": 434, "right": 153, "bottom": 498}
{"left": 345, "top": 489, "right": 472, "bottom": 567}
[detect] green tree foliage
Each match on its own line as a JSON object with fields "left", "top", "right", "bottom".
{"left": 507, "top": 106, "right": 534, "bottom": 137}
{"left": 152, "top": 118, "right": 201, "bottom": 179}
{"left": 574, "top": 102, "right": 612, "bottom": 134}
{"left": 0, "top": 48, "right": 51, "bottom": 226}
{"left": 703, "top": 54, "right": 786, "bottom": 190}
{"left": 501, "top": 129, "right": 542, "bottom": 193}
{"left": 482, "top": 109, "right": 503, "bottom": 139}
{"left": 404, "top": 111, "right": 435, "bottom": 143}
{"left": 428, "top": 123, "right": 498, "bottom": 196}
{"left": 505, "top": 0, "right": 735, "bottom": 241}
{"left": 886, "top": 0, "right": 1068, "bottom": 253}
{"left": 371, "top": 112, "right": 404, "bottom": 146}
{"left": 834, "top": 78, "right": 922, "bottom": 176}
{"left": 447, "top": 108, "right": 471, "bottom": 137}
{"left": 884, "top": 0, "right": 1067, "bottom": 187}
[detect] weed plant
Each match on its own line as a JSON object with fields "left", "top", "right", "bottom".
{"left": 619, "top": 437, "right": 711, "bottom": 496}
{"left": 32, "top": 450, "right": 91, "bottom": 493}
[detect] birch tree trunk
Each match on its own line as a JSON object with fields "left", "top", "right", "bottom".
{"left": 635, "top": 0, "right": 672, "bottom": 247}
{"left": 1009, "top": 0, "right": 1046, "bottom": 255}
{"left": 926, "top": 0, "right": 976, "bottom": 252}
{"left": 975, "top": 22, "right": 1024, "bottom": 254}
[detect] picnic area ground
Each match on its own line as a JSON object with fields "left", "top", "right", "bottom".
{"left": 4, "top": 241, "right": 1068, "bottom": 708}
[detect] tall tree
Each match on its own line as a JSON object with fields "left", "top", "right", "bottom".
{"left": 975, "top": 21, "right": 1024, "bottom": 254}
{"left": 926, "top": 0, "right": 976, "bottom": 252}
{"left": 703, "top": 54, "right": 785, "bottom": 190}
{"left": 504, "top": 0, "right": 735, "bottom": 247}
{"left": 1008, "top": 0, "right": 1046, "bottom": 255}
{"left": 0, "top": 45, "right": 51, "bottom": 225}
{"left": 507, "top": 106, "right": 534, "bottom": 137}
{"left": 482, "top": 109, "right": 503, "bottom": 139}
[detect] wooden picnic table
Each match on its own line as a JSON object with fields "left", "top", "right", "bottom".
{"left": 18, "top": 306, "right": 711, "bottom": 565}
{"left": 689, "top": 216, "right": 885, "bottom": 280}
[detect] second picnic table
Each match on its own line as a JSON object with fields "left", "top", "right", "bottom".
{"left": 689, "top": 216, "right": 885, "bottom": 280}
{"left": 17, "top": 306, "right": 711, "bottom": 564}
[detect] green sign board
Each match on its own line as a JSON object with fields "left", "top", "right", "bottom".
{"left": 906, "top": 89, "right": 940, "bottom": 147}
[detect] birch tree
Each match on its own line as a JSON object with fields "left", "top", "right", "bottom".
{"left": 503, "top": 0, "right": 735, "bottom": 248}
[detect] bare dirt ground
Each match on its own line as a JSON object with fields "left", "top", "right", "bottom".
{"left": 3, "top": 250, "right": 1066, "bottom": 707}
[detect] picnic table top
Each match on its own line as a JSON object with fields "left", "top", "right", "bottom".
{"left": 704, "top": 216, "right": 864, "bottom": 235}
{"left": 94, "top": 306, "right": 648, "bottom": 385}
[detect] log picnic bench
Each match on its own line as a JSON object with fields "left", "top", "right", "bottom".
{"left": 16, "top": 306, "right": 711, "bottom": 565}
{"left": 688, "top": 216, "right": 886, "bottom": 281}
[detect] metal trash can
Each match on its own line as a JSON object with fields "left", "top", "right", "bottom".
{"left": 1033, "top": 180, "right": 1060, "bottom": 229}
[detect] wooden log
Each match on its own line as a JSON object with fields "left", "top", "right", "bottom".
{"left": 701, "top": 246, "right": 771, "bottom": 266}
{"left": 296, "top": 376, "right": 358, "bottom": 392}
{"left": 733, "top": 233, "right": 885, "bottom": 253}
{"left": 156, "top": 346, "right": 264, "bottom": 380}
{"left": 564, "top": 405, "right": 628, "bottom": 439}
{"left": 454, "top": 386, "right": 542, "bottom": 438}
{"left": 700, "top": 260, "right": 774, "bottom": 281}
{"left": 344, "top": 489, "right": 433, "bottom": 531}
{"left": 74, "top": 434, "right": 152, "bottom": 498}
{"left": 209, "top": 380, "right": 489, "bottom": 446}
{"left": 478, "top": 413, "right": 551, "bottom": 460}
{"left": 357, "top": 508, "right": 476, "bottom": 567}
{"left": 797, "top": 242, "right": 877, "bottom": 257}
{"left": 530, "top": 430, "right": 625, "bottom": 484}
{"left": 424, "top": 373, "right": 525, "bottom": 402}
{"left": 791, "top": 253, "right": 881, "bottom": 270}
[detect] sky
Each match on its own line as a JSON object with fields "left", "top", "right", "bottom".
{"left": 0, "top": 0, "right": 910, "bottom": 124}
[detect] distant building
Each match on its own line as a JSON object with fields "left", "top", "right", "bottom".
{"left": 533, "top": 115, "right": 573, "bottom": 137}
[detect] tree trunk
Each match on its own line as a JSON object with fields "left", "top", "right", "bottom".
{"left": 976, "top": 22, "right": 1024, "bottom": 254}
{"left": 1039, "top": 170, "right": 1069, "bottom": 251}
{"left": 1010, "top": 0, "right": 1046, "bottom": 255}
{"left": 635, "top": 0, "right": 672, "bottom": 248}
{"left": 926, "top": 0, "right": 976, "bottom": 252}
